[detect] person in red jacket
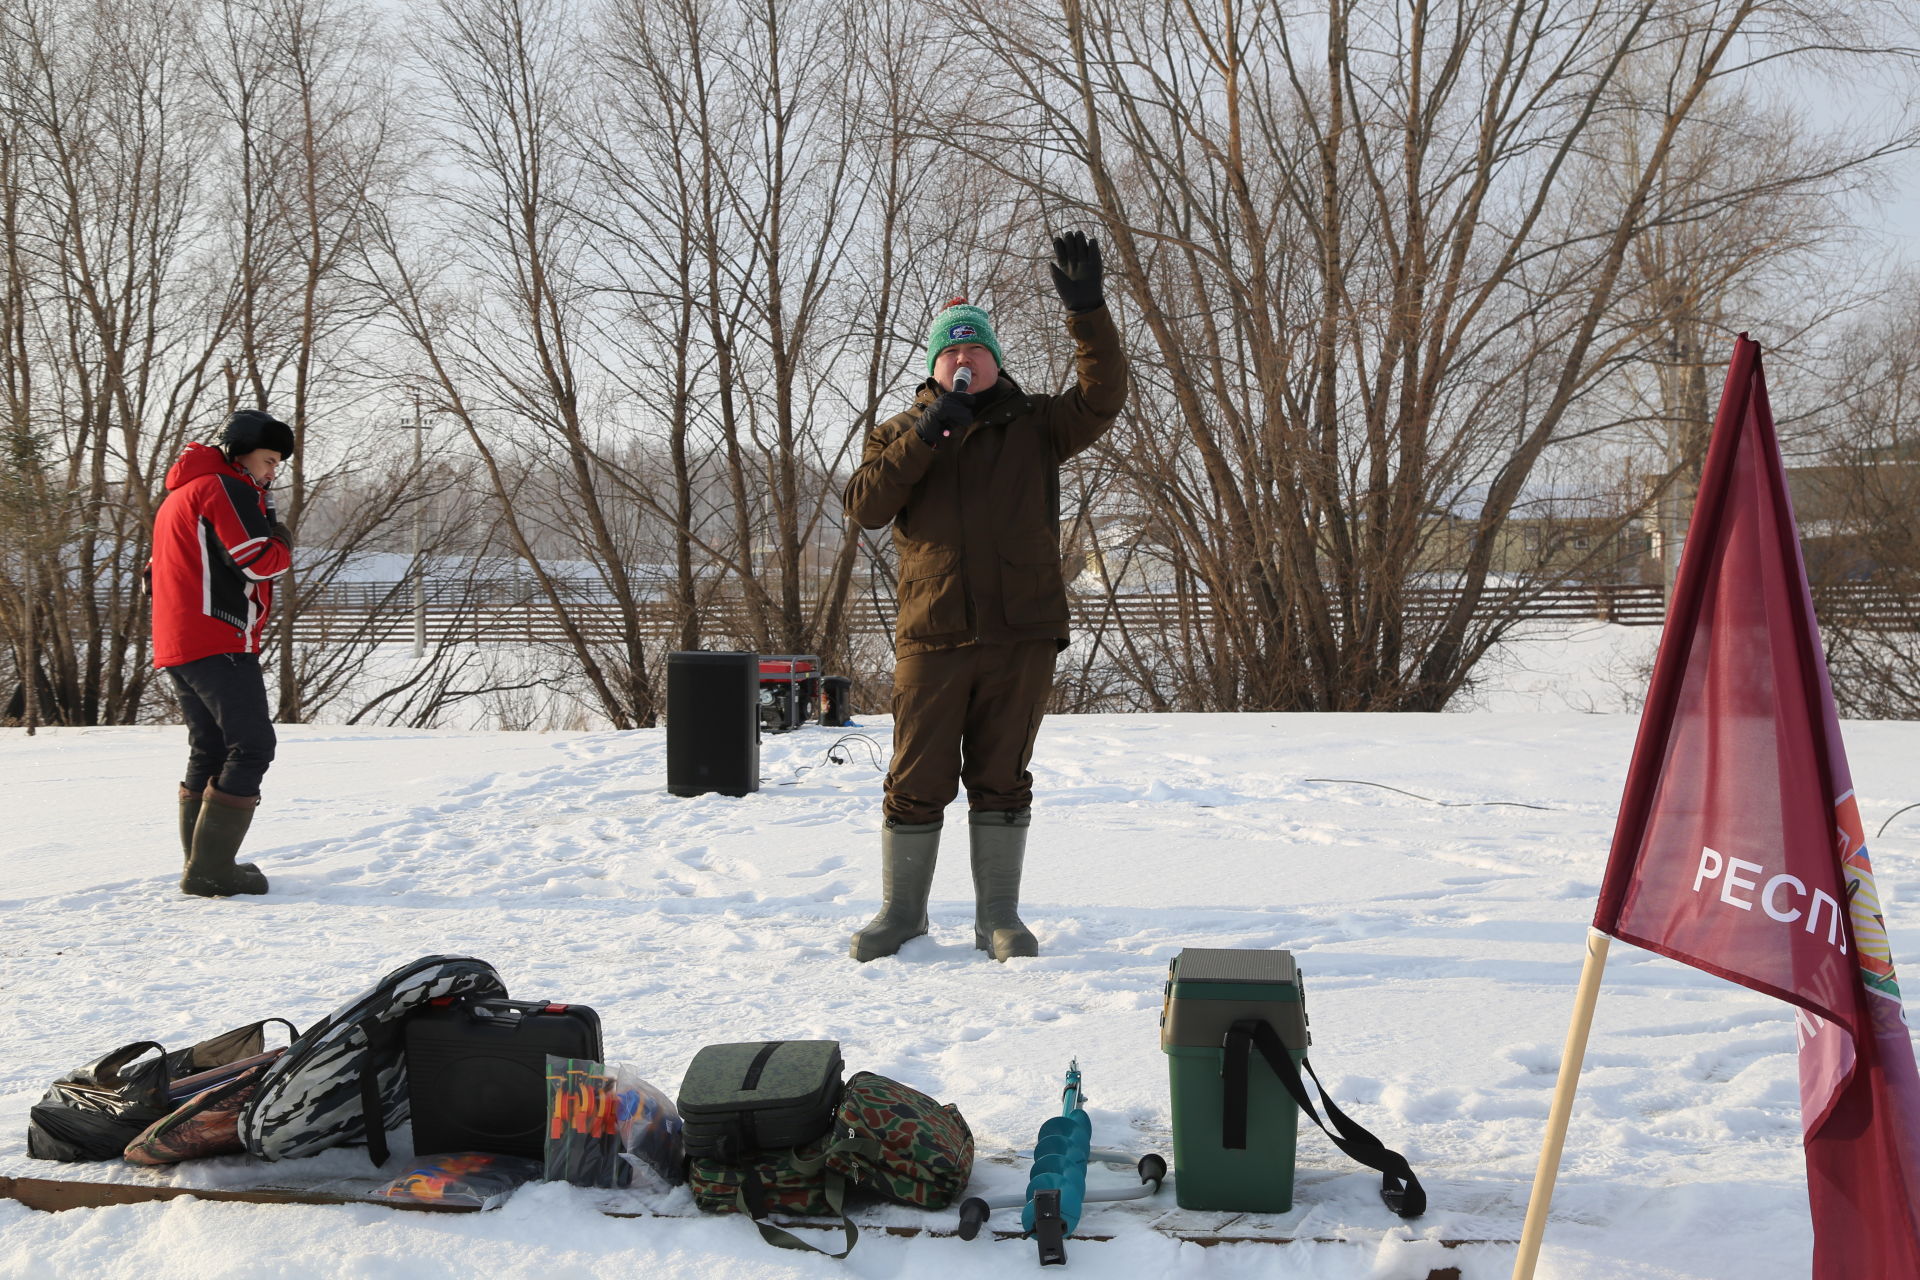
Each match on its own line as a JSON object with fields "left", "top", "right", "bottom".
{"left": 150, "top": 410, "right": 295, "bottom": 896}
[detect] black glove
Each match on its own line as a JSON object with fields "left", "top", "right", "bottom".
{"left": 267, "top": 520, "right": 294, "bottom": 550}
{"left": 1049, "top": 230, "right": 1105, "bottom": 312}
{"left": 916, "top": 390, "right": 976, "bottom": 447}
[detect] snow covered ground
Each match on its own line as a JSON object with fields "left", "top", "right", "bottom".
{"left": 3, "top": 650, "right": 1917, "bottom": 1278}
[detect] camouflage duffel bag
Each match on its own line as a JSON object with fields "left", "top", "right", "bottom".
{"left": 690, "top": 1071, "right": 973, "bottom": 1257}
{"left": 690, "top": 1129, "right": 838, "bottom": 1218}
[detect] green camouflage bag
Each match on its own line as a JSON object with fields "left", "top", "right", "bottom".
{"left": 821, "top": 1071, "right": 973, "bottom": 1210}
{"left": 690, "top": 1071, "right": 973, "bottom": 1257}
{"left": 689, "top": 1129, "right": 837, "bottom": 1218}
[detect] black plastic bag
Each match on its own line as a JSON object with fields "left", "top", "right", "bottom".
{"left": 27, "top": 1041, "right": 174, "bottom": 1162}
{"left": 27, "top": 1019, "right": 298, "bottom": 1162}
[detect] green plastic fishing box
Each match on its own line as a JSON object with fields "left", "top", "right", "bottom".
{"left": 1161, "top": 947, "right": 1309, "bottom": 1213}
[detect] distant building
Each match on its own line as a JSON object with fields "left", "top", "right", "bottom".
{"left": 1786, "top": 451, "right": 1920, "bottom": 582}
{"left": 1418, "top": 512, "right": 1652, "bottom": 583}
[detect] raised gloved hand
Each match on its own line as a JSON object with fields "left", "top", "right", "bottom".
{"left": 1049, "top": 230, "right": 1105, "bottom": 313}
{"left": 916, "top": 390, "right": 976, "bottom": 448}
{"left": 267, "top": 520, "right": 294, "bottom": 550}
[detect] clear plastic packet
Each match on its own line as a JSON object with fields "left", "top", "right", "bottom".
{"left": 366, "top": 1152, "right": 543, "bottom": 1210}
{"left": 612, "top": 1071, "right": 685, "bottom": 1190}
{"left": 545, "top": 1055, "right": 685, "bottom": 1191}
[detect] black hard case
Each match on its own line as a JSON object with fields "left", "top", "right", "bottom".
{"left": 404, "top": 996, "right": 603, "bottom": 1159}
{"left": 676, "top": 1039, "right": 843, "bottom": 1162}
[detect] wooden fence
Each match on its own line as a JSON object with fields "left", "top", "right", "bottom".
{"left": 285, "top": 581, "right": 1703, "bottom": 645}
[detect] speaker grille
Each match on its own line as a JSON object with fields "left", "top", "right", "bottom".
{"left": 666, "top": 651, "right": 760, "bottom": 796}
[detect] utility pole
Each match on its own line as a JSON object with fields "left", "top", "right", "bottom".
{"left": 23, "top": 550, "right": 37, "bottom": 735}
{"left": 411, "top": 394, "right": 426, "bottom": 660}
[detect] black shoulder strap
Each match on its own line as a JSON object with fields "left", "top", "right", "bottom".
{"left": 1223, "top": 1018, "right": 1425, "bottom": 1218}
{"left": 357, "top": 1019, "right": 406, "bottom": 1167}
{"left": 360, "top": 1057, "right": 389, "bottom": 1166}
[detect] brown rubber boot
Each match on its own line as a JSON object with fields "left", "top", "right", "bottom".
{"left": 181, "top": 785, "right": 270, "bottom": 897}
{"left": 849, "top": 821, "right": 940, "bottom": 962}
{"left": 970, "top": 809, "right": 1038, "bottom": 961}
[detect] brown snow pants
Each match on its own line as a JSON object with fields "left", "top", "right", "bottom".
{"left": 882, "top": 639, "right": 1059, "bottom": 826}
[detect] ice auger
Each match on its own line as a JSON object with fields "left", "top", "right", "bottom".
{"left": 955, "top": 1060, "right": 1167, "bottom": 1266}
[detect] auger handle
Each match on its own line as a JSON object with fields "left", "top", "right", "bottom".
{"left": 956, "top": 1197, "right": 990, "bottom": 1242}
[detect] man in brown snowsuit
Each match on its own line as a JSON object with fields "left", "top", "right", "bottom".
{"left": 842, "top": 232, "right": 1127, "bottom": 962}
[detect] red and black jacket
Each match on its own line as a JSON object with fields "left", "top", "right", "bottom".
{"left": 150, "top": 442, "right": 292, "bottom": 668}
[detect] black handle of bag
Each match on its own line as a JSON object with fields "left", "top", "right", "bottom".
{"left": 1222, "top": 1018, "right": 1426, "bottom": 1218}
{"left": 736, "top": 1169, "right": 858, "bottom": 1258}
{"left": 94, "top": 1041, "right": 169, "bottom": 1084}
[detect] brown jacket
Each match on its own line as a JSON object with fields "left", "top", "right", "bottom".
{"left": 844, "top": 304, "right": 1127, "bottom": 658}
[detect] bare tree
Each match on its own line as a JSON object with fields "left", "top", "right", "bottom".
{"left": 198, "top": 0, "right": 407, "bottom": 722}
{"left": 583, "top": 0, "right": 909, "bottom": 662}
{"left": 942, "top": 0, "right": 1917, "bottom": 711}
{"left": 1608, "top": 79, "right": 1861, "bottom": 599}
{"left": 1808, "top": 276, "right": 1920, "bottom": 718}
{"left": 0, "top": 0, "right": 236, "bottom": 726}
{"left": 375, "top": 0, "right": 667, "bottom": 728}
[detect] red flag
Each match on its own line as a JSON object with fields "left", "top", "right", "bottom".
{"left": 1593, "top": 335, "right": 1920, "bottom": 1276}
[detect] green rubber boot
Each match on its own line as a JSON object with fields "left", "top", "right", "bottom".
{"left": 849, "top": 820, "right": 940, "bottom": 962}
{"left": 970, "top": 809, "right": 1039, "bottom": 961}
{"left": 181, "top": 785, "right": 270, "bottom": 897}
{"left": 179, "top": 784, "right": 261, "bottom": 877}
{"left": 177, "top": 785, "right": 201, "bottom": 864}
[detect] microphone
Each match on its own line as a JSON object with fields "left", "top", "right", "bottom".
{"left": 951, "top": 366, "right": 973, "bottom": 394}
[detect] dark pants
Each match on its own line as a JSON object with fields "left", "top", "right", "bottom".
{"left": 883, "top": 639, "right": 1058, "bottom": 826}
{"left": 168, "top": 653, "right": 277, "bottom": 798}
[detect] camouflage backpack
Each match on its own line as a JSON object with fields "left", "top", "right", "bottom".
{"left": 690, "top": 1071, "right": 973, "bottom": 1257}
{"left": 239, "top": 955, "right": 506, "bottom": 1165}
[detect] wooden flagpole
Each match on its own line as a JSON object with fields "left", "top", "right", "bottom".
{"left": 1511, "top": 928, "right": 1612, "bottom": 1280}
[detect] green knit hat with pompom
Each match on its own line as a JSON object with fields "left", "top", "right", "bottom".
{"left": 925, "top": 297, "right": 1003, "bottom": 374}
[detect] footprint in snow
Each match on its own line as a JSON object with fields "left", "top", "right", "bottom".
{"left": 1681, "top": 1037, "right": 1787, "bottom": 1083}
{"left": 1382, "top": 1083, "right": 1465, "bottom": 1124}
{"left": 1503, "top": 1044, "right": 1561, "bottom": 1076}
{"left": 766, "top": 811, "right": 846, "bottom": 827}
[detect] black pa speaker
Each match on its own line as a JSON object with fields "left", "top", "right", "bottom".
{"left": 821, "top": 675, "right": 852, "bottom": 727}
{"left": 667, "top": 651, "right": 760, "bottom": 796}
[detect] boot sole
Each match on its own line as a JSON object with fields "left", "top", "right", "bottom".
{"left": 180, "top": 873, "right": 270, "bottom": 897}
{"left": 850, "top": 925, "right": 929, "bottom": 962}
{"left": 974, "top": 930, "right": 1040, "bottom": 960}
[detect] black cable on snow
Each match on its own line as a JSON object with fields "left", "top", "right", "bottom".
{"left": 1302, "top": 777, "right": 1557, "bottom": 811}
